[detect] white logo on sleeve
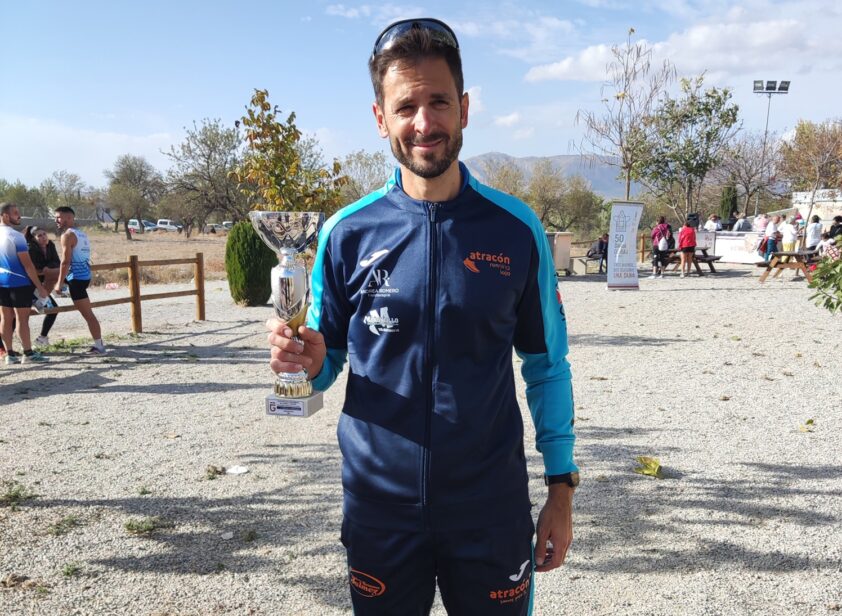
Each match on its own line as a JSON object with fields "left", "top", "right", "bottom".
{"left": 360, "top": 249, "right": 390, "bottom": 267}
{"left": 508, "top": 560, "right": 531, "bottom": 582}
{"left": 363, "top": 307, "right": 399, "bottom": 335}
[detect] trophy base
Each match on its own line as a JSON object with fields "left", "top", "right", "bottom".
{"left": 265, "top": 392, "right": 324, "bottom": 418}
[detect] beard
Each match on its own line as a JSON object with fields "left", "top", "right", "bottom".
{"left": 390, "top": 128, "right": 463, "bottom": 180}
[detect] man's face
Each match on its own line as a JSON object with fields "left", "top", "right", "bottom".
{"left": 1, "top": 206, "right": 21, "bottom": 226}
{"left": 373, "top": 57, "right": 468, "bottom": 180}
{"left": 55, "top": 211, "right": 72, "bottom": 231}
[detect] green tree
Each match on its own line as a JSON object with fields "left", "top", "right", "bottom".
{"left": 0, "top": 181, "right": 48, "bottom": 217}
{"left": 104, "top": 154, "right": 164, "bottom": 237}
{"left": 577, "top": 28, "right": 676, "bottom": 200}
{"left": 224, "top": 220, "right": 276, "bottom": 306}
{"left": 164, "top": 118, "right": 248, "bottom": 235}
{"left": 719, "top": 182, "right": 738, "bottom": 221}
{"left": 715, "top": 130, "right": 779, "bottom": 216}
{"left": 808, "top": 257, "right": 842, "bottom": 314}
{"left": 51, "top": 170, "right": 86, "bottom": 209}
{"left": 635, "top": 75, "right": 740, "bottom": 221}
{"left": 778, "top": 119, "right": 842, "bottom": 229}
{"left": 483, "top": 159, "right": 527, "bottom": 201}
{"left": 339, "top": 149, "right": 392, "bottom": 203}
{"left": 231, "top": 89, "right": 345, "bottom": 217}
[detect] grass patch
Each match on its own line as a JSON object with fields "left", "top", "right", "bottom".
{"left": 138, "top": 485, "right": 152, "bottom": 495}
{"left": 205, "top": 465, "right": 225, "bottom": 480}
{"left": 47, "top": 515, "right": 83, "bottom": 536}
{"left": 61, "top": 563, "right": 81, "bottom": 577}
{"left": 40, "top": 338, "right": 90, "bottom": 353}
{"left": 124, "top": 516, "right": 171, "bottom": 535}
{"left": 1, "top": 480, "right": 37, "bottom": 510}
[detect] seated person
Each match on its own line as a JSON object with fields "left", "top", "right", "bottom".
{"left": 26, "top": 226, "right": 60, "bottom": 347}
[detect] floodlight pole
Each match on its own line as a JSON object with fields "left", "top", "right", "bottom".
{"left": 753, "top": 80, "right": 789, "bottom": 217}
{"left": 756, "top": 93, "right": 772, "bottom": 218}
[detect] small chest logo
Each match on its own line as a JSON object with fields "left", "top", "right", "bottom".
{"left": 361, "top": 269, "right": 399, "bottom": 296}
{"left": 363, "top": 307, "right": 400, "bottom": 335}
{"left": 463, "top": 250, "right": 512, "bottom": 277}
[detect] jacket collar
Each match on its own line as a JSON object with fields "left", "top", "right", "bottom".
{"left": 385, "top": 162, "right": 474, "bottom": 215}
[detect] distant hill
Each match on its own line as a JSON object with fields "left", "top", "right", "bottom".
{"left": 463, "top": 152, "right": 640, "bottom": 200}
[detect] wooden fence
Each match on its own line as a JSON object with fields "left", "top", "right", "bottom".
{"left": 43, "top": 253, "right": 206, "bottom": 334}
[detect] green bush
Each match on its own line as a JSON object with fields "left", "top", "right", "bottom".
{"left": 808, "top": 257, "right": 842, "bottom": 314}
{"left": 224, "top": 220, "right": 277, "bottom": 306}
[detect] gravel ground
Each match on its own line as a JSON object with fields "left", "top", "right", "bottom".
{"left": 1, "top": 265, "right": 840, "bottom": 616}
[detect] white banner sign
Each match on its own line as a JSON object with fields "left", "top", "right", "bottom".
{"left": 607, "top": 201, "right": 644, "bottom": 290}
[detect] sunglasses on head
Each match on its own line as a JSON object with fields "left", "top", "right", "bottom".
{"left": 372, "top": 18, "right": 459, "bottom": 59}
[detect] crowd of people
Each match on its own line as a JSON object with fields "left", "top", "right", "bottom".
{"left": 0, "top": 202, "right": 105, "bottom": 364}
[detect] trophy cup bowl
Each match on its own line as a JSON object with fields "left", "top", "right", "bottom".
{"left": 249, "top": 210, "right": 325, "bottom": 417}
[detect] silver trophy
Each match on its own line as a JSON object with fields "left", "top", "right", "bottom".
{"left": 249, "top": 210, "right": 325, "bottom": 418}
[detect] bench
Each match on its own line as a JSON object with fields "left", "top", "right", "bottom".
{"left": 571, "top": 256, "right": 603, "bottom": 275}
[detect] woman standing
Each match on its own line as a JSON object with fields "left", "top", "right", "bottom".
{"left": 26, "top": 226, "right": 60, "bottom": 346}
{"left": 678, "top": 220, "right": 696, "bottom": 278}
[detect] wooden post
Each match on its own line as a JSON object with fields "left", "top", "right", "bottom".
{"left": 128, "top": 255, "right": 142, "bottom": 333}
{"left": 194, "top": 252, "right": 206, "bottom": 321}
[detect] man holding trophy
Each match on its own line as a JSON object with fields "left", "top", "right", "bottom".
{"left": 266, "top": 18, "right": 577, "bottom": 615}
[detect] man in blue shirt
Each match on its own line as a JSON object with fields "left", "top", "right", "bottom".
{"left": 0, "top": 202, "right": 49, "bottom": 364}
{"left": 266, "top": 18, "right": 577, "bottom": 615}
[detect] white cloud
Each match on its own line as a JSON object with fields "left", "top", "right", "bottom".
{"left": 0, "top": 114, "right": 174, "bottom": 187}
{"left": 513, "top": 127, "right": 535, "bottom": 140}
{"left": 526, "top": 8, "right": 842, "bottom": 84}
{"left": 456, "top": 15, "right": 576, "bottom": 63}
{"left": 494, "top": 112, "right": 521, "bottom": 127}
{"left": 466, "top": 86, "right": 485, "bottom": 114}
{"left": 325, "top": 4, "right": 425, "bottom": 25}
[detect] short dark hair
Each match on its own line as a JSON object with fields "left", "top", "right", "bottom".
{"left": 368, "top": 26, "right": 464, "bottom": 108}
{"left": 657, "top": 216, "right": 666, "bottom": 224}
{"left": 55, "top": 206, "right": 75, "bottom": 216}
{"left": 834, "top": 215, "right": 842, "bottom": 223}
{"left": 0, "top": 202, "right": 17, "bottom": 216}
{"left": 811, "top": 215, "right": 820, "bottom": 223}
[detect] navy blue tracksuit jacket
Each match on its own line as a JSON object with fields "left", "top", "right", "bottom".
{"left": 307, "top": 163, "right": 577, "bottom": 533}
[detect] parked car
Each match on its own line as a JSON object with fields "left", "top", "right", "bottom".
{"left": 204, "top": 223, "right": 226, "bottom": 234}
{"left": 222, "top": 221, "right": 234, "bottom": 231}
{"left": 129, "top": 219, "right": 159, "bottom": 233}
{"left": 156, "top": 219, "right": 183, "bottom": 232}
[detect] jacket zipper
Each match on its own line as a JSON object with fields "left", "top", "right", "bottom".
{"left": 422, "top": 202, "right": 439, "bottom": 527}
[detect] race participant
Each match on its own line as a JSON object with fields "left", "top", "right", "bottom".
{"left": 0, "top": 202, "right": 49, "bottom": 364}
{"left": 54, "top": 206, "right": 105, "bottom": 354}
{"left": 266, "top": 18, "right": 577, "bottom": 615}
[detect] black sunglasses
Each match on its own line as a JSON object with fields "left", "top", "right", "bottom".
{"left": 372, "top": 18, "right": 459, "bottom": 59}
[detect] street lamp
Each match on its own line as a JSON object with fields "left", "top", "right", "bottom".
{"left": 753, "top": 79, "right": 790, "bottom": 216}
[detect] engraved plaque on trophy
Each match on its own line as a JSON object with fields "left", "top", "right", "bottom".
{"left": 249, "top": 211, "right": 325, "bottom": 417}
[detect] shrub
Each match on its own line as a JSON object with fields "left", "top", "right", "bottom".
{"left": 808, "top": 257, "right": 842, "bottom": 314}
{"left": 224, "top": 220, "right": 276, "bottom": 306}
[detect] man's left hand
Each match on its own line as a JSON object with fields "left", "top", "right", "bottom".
{"left": 534, "top": 484, "right": 574, "bottom": 572}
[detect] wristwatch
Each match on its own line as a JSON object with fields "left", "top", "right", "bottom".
{"left": 544, "top": 472, "right": 580, "bottom": 488}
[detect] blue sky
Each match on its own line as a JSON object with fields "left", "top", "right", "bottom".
{"left": 2, "top": 0, "right": 841, "bottom": 187}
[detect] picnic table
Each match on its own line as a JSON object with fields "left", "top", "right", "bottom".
{"left": 664, "top": 247, "right": 723, "bottom": 275}
{"left": 757, "top": 250, "right": 817, "bottom": 283}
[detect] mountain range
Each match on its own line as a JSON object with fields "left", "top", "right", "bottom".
{"left": 463, "top": 152, "right": 640, "bottom": 200}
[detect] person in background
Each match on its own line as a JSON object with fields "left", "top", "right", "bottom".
{"left": 26, "top": 226, "right": 60, "bottom": 347}
{"left": 779, "top": 215, "right": 799, "bottom": 261}
{"left": 0, "top": 202, "right": 49, "bottom": 364}
{"left": 733, "top": 213, "right": 752, "bottom": 232}
{"left": 587, "top": 233, "right": 609, "bottom": 274}
{"left": 649, "top": 216, "right": 671, "bottom": 279}
{"left": 678, "top": 219, "right": 696, "bottom": 278}
{"left": 829, "top": 215, "right": 842, "bottom": 240}
{"left": 54, "top": 206, "right": 106, "bottom": 354}
{"left": 763, "top": 215, "right": 781, "bottom": 262}
{"left": 754, "top": 213, "right": 769, "bottom": 233}
{"left": 805, "top": 215, "right": 823, "bottom": 251}
{"left": 703, "top": 214, "right": 721, "bottom": 232}
{"left": 816, "top": 232, "right": 836, "bottom": 257}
